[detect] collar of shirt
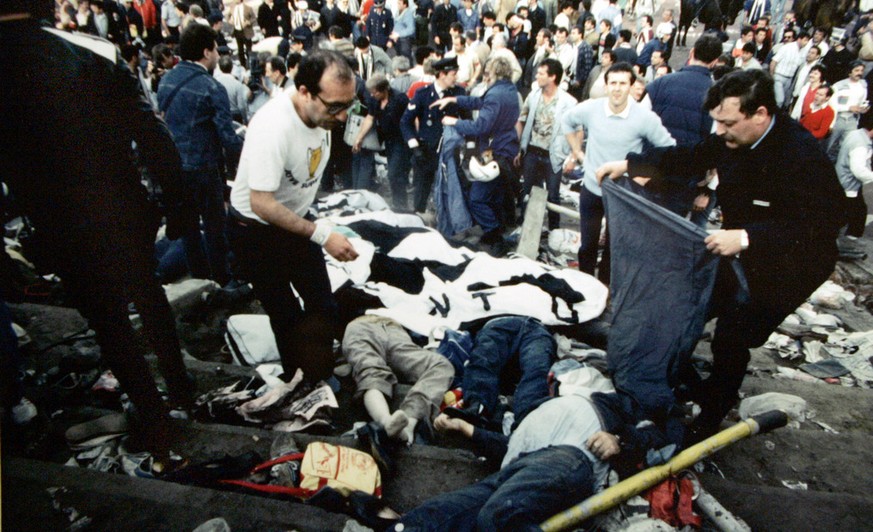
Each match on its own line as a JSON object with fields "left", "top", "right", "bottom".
{"left": 750, "top": 115, "right": 775, "bottom": 150}
{"left": 603, "top": 98, "right": 631, "bottom": 119}
{"left": 187, "top": 60, "right": 208, "bottom": 72}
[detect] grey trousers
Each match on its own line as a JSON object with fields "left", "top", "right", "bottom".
{"left": 342, "top": 315, "right": 455, "bottom": 421}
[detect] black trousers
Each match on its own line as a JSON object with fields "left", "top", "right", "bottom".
{"left": 227, "top": 214, "right": 339, "bottom": 382}
{"left": 46, "top": 190, "right": 193, "bottom": 453}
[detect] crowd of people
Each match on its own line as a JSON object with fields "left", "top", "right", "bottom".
{"left": 4, "top": 0, "right": 873, "bottom": 525}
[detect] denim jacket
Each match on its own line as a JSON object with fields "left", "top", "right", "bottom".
{"left": 519, "top": 87, "right": 578, "bottom": 173}
{"left": 157, "top": 61, "right": 243, "bottom": 171}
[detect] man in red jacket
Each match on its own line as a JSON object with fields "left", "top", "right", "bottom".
{"left": 799, "top": 85, "right": 835, "bottom": 141}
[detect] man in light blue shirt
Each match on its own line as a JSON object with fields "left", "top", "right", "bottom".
{"left": 562, "top": 62, "right": 674, "bottom": 283}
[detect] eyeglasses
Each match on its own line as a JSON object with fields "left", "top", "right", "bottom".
{"left": 314, "top": 93, "right": 355, "bottom": 115}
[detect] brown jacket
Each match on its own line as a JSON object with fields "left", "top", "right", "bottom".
{"left": 227, "top": 1, "right": 256, "bottom": 39}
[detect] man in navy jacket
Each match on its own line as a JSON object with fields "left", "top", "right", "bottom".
{"left": 646, "top": 34, "right": 722, "bottom": 223}
{"left": 434, "top": 56, "right": 521, "bottom": 245}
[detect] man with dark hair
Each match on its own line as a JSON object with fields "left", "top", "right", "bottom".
{"left": 562, "top": 62, "right": 675, "bottom": 283}
{"left": 431, "top": 0, "right": 457, "bottom": 51}
{"left": 257, "top": 0, "right": 285, "bottom": 38}
{"left": 646, "top": 34, "right": 722, "bottom": 224}
{"left": 400, "top": 56, "right": 467, "bottom": 216}
{"left": 799, "top": 84, "right": 834, "bottom": 140}
{"left": 353, "top": 36, "right": 392, "bottom": 80}
{"left": 516, "top": 58, "right": 577, "bottom": 230}
{"left": 597, "top": 69, "right": 844, "bottom": 442}
{"left": 736, "top": 41, "right": 762, "bottom": 70}
{"left": 158, "top": 24, "right": 242, "bottom": 288}
{"left": 229, "top": 0, "right": 255, "bottom": 64}
{"left": 367, "top": 0, "right": 393, "bottom": 49}
{"left": 568, "top": 25, "right": 594, "bottom": 100}
{"left": 612, "top": 29, "right": 638, "bottom": 65}
{"left": 265, "top": 54, "right": 291, "bottom": 97}
{"left": 327, "top": 25, "right": 355, "bottom": 57}
{"left": 1, "top": 2, "right": 196, "bottom": 467}
{"left": 228, "top": 50, "right": 358, "bottom": 384}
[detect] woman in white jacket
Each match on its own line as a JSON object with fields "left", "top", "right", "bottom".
{"left": 791, "top": 64, "right": 826, "bottom": 120}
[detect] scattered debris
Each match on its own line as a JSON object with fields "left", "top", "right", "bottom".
{"left": 781, "top": 480, "right": 808, "bottom": 491}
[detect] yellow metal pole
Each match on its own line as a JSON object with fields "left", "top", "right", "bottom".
{"left": 540, "top": 411, "right": 787, "bottom": 532}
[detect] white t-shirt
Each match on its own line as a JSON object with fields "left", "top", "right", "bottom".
{"left": 231, "top": 93, "right": 331, "bottom": 222}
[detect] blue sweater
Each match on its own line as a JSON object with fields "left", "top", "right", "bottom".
{"left": 562, "top": 98, "right": 675, "bottom": 196}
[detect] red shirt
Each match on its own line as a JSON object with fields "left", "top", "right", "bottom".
{"left": 800, "top": 105, "right": 835, "bottom": 140}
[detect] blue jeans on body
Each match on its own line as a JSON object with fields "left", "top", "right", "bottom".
{"left": 352, "top": 149, "right": 377, "bottom": 191}
{"left": 464, "top": 316, "right": 556, "bottom": 424}
{"left": 181, "top": 167, "right": 231, "bottom": 286}
{"left": 521, "top": 147, "right": 561, "bottom": 229}
{"left": 396, "top": 445, "right": 595, "bottom": 532}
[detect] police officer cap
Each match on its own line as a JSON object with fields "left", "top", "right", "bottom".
{"left": 433, "top": 56, "right": 459, "bottom": 73}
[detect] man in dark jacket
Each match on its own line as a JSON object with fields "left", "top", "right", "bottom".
{"left": 158, "top": 24, "right": 243, "bottom": 288}
{"left": 597, "top": 69, "right": 844, "bottom": 443}
{"left": 366, "top": 0, "right": 393, "bottom": 49}
{"left": 352, "top": 74, "right": 412, "bottom": 211}
{"left": 435, "top": 56, "right": 521, "bottom": 245}
{"left": 0, "top": 4, "right": 195, "bottom": 464}
{"left": 257, "top": 0, "right": 286, "bottom": 38}
{"left": 646, "top": 34, "right": 722, "bottom": 224}
{"left": 430, "top": 0, "right": 456, "bottom": 52}
{"left": 400, "top": 56, "right": 467, "bottom": 215}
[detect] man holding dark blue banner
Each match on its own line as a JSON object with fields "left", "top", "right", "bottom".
{"left": 597, "top": 69, "right": 844, "bottom": 443}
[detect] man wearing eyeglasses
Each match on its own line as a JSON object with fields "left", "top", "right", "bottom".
{"left": 228, "top": 50, "right": 359, "bottom": 387}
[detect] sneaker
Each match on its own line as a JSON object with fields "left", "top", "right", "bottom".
{"left": 120, "top": 451, "right": 157, "bottom": 478}
{"left": 11, "top": 397, "right": 37, "bottom": 425}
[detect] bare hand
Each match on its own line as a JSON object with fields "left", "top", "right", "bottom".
{"left": 324, "top": 233, "right": 359, "bottom": 262}
{"left": 430, "top": 96, "right": 456, "bottom": 110}
{"left": 586, "top": 431, "right": 620, "bottom": 460}
{"left": 352, "top": 140, "right": 362, "bottom": 153}
{"left": 594, "top": 160, "right": 628, "bottom": 183}
{"left": 513, "top": 153, "right": 521, "bottom": 167}
{"left": 692, "top": 193, "right": 710, "bottom": 212}
{"left": 705, "top": 229, "right": 744, "bottom": 256}
{"left": 442, "top": 116, "right": 458, "bottom": 126}
{"left": 434, "top": 413, "right": 474, "bottom": 438}
{"left": 563, "top": 150, "right": 584, "bottom": 174}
